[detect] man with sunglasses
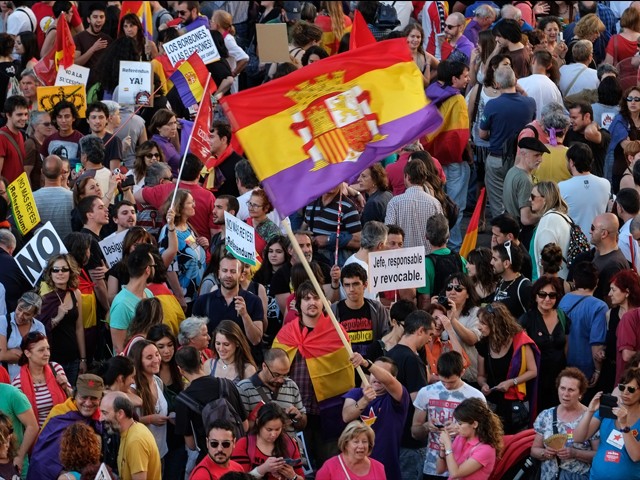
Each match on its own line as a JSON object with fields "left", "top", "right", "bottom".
{"left": 490, "top": 213, "right": 533, "bottom": 279}
{"left": 191, "top": 419, "right": 244, "bottom": 480}
{"left": 236, "top": 348, "right": 307, "bottom": 434}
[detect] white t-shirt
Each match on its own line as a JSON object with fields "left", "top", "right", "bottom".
{"left": 6, "top": 6, "right": 36, "bottom": 35}
{"left": 619, "top": 218, "right": 640, "bottom": 271}
{"left": 517, "top": 74, "right": 564, "bottom": 120}
{"left": 559, "top": 174, "right": 611, "bottom": 239}
{"left": 558, "top": 64, "right": 599, "bottom": 97}
{"left": 413, "top": 381, "right": 485, "bottom": 475}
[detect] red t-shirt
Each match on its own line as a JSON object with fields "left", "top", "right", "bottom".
{"left": 141, "top": 181, "right": 215, "bottom": 239}
{"left": 385, "top": 152, "right": 447, "bottom": 196}
{"left": 0, "top": 127, "right": 25, "bottom": 184}
{"left": 189, "top": 455, "right": 244, "bottom": 480}
{"left": 606, "top": 34, "right": 638, "bottom": 63}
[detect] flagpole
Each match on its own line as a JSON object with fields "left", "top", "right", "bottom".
{"left": 283, "top": 218, "right": 369, "bottom": 387}
{"left": 170, "top": 73, "right": 212, "bottom": 209}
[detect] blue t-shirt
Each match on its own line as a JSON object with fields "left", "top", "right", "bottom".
{"left": 343, "top": 386, "right": 409, "bottom": 480}
{"left": 591, "top": 412, "right": 640, "bottom": 479}
{"left": 479, "top": 93, "right": 537, "bottom": 153}
{"left": 558, "top": 294, "right": 607, "bottom": 377}
{"left": 109, "top": 287, "right": 153, "bottom": 330}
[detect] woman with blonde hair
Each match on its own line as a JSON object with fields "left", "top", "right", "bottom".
{"left": 566, "top": 13, "right": 605, "bottom": 65}
{"left": 530, "top": 181, "right": 572, "bottom": 280}
{"left": 314, "top": 1, "right": 351, "bottom": 56}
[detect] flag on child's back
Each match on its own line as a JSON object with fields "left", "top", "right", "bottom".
{"left": 169, "top": 52, "right": 210, "bottom": 108}
{"left": 220, "top": 38, "right": 443, "bottom": 218}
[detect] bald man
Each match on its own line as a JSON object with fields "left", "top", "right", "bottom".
{"left": 589, "top": 213, "right": 630, "bottom": 301}
{"left": 32, "top": 154, "right": 74, "bottom": 239}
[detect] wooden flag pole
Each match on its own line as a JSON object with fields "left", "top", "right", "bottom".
{"left": 283, "top": 218, "right": 369, "bottom": 386}
{"left": 170, "top": 73, "right": 212, "bottom": 210}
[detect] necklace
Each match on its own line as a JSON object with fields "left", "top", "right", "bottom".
{"left": 497, "top": 274, "right": 521, "bottom": 292}
{"left": 220, "top": 358, "right": 230, "bottom": 370}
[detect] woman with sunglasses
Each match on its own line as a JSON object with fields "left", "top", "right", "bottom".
{"left": 530, "top": 181, "right": 572, "bottom": 281}
{"left": 38, "top": 254, "right": 86, "bottom": 385}
{"left": 603, "top": 270, "right": 640, "bottom": 393}
{"left": 476, "top": 302, "right": 540, "bottom": 434}
{"left": 574, "top": 367, "right": 640, "bottom": 480}
{"left": 129, "top": 141, "right": 165, "bottom": 193}
{"left": 440, "top": 273, "right": 482, "bottom": 384}
{"left": 232, "top": 402, "right": 303, "bottom": 480}
{"left": 12, "top": 332, "right": 71, "bottom": 428}
{"left": 608, "top": 86, "right": 640, "bottom": 192}
{"left": 531, "top": 367, "right": 598, "bottom": 480}
{"left": 519, "top": 275, "right": 569, "bottom": 411}
{"left": 0, "top": 292, "right": 46, "bottom": 381}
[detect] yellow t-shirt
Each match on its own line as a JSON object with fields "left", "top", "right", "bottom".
{"left": 533, "top": 145, "right": 570, "bottom": 184}
{"left": 118, "top": 422, "right": 161, "bottom": 480}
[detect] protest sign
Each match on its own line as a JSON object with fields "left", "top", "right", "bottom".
{"left": 224, "top": 211, "right": 256, "bottom": 266}
{"left": 99, "top": 230, "right": 127, "bottom": 268}
{"left": 118, "top": 61, "right": 153, "bottom": 106}
{"left": 256, "top": 24, "right": 290, "bottom": 63}
{"left": 55, "top": 64, "right": 90, "bottom": 87}
{"left": 14, "top": 222, "right": 67, "bottom": 286}
{"left": 8, "top": 173, "right": 40, "bottom": 235}
{"left": 368, "top": 246, "right": 426, "bottom": 294}
{"left": 163, "top": 26, "right": 220, "bottom": 66}
{"left": 37, "top": 85, "right": 87, "bottom": 117}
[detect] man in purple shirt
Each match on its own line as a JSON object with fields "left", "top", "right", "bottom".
{"left": 463, "top": 4, "right": 497, "bottom": 46}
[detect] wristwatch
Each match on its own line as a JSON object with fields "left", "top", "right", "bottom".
{"left": 621, "top": 426, "right": 632, "bottom": 433}
{"left": 445, "top": 449, "right": 453, "bottom": 456}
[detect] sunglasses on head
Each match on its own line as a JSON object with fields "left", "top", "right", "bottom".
{"left": 51, "top": 267, "right": 70, "bottom": 273}
{"left": 619, "top": 384, "right": 638, "bottom": 394}
{"left": 209, "top": 440, "right": 232, "bottom": 449}
{"left": 446, "top": 284, "right": 465, "bottom": 292}
{"left": 537, "top": 291, "right": 557, "bottom": 299}
{"left": 627, "top": 96, "right": 640, "bottom": 102}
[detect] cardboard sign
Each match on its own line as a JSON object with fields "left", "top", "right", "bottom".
{"left": 14, "top": 222, "right": 68, "bottom": 286}
{"left": 368, "top": 246, "right": 426, "bottom": 294}
{"left": 98, "top": 230, "right": 127, "bottom": 268}
{"left": 224, "top": 211, "right": 256, "bottom": 266}
{"left": 163, "top": 26, "right": 220, "bottom": 66}
{"left": 256, "top": 23, "right": 291, "bottom": 63}
{"left": 54, "top": 64, "right": 90, "bottom": 87}
{"left": 118, "top": 61, "right": 154, "bottom": 107}
{"left": 8, "top": 172, "right": 40, "bottom": 235}
{"left": 37, "top": 85, "right": 87, "bottom": 117}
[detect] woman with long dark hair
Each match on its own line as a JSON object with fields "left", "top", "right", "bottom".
{"left": 467, "top": 247, "right": 497, "bottom": 303}
{"left": 608, "top": 85, "right": 640, "bottom": 191}
{"left": 117, "top": 12, "right": 158, "bottom": 60}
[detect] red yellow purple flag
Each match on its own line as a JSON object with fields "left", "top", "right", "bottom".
{"left": 350, "top": 10, "right": 376, "bottom": 50}
{"left": 169, "top": 52, "right": 211, "bottom": 108}
{"left": 33, "top": 15, "right": 75, "bottom": 86}
{"left": 220, "top": 38, "right": 443, "bottom": 218}
{"left": 460, "top": 187, "right": 486, "bottom": 258}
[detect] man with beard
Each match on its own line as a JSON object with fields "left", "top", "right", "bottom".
{"left": 100, "top": 391, "right": 161, "bottom": 480}
{"left": 192, "top": 253, "right": 263, "bottom": 346}
{"left": 190, "top": 419, "right": 245, "bottom": 480}
{"left": 210, "top": 194, "right": 240, "bottom": 253}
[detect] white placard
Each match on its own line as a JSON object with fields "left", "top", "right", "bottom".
{"left": 118, "top": 61, "right": 153, "bottom": 106}
{"left": 98, "top": 230, "right": 127, "bottom": 269}
{"left": 54, "top": 64, "right": 90, "bottom": 87}
{"left": 367, "top": 246, "right": 426, "bottom": 294}
{"left": 14, "top": 222, "right": 68, "bottom": 286}
{"left": 163, "top": 26, "right": 220, "bottom": 66}
{"left": 224, "top": 211, "right": 256, "bottom": 266}
{"left": 93, "top": 463, "right": 112, "bottom": 480}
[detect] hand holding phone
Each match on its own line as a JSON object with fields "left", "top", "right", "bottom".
{"left": 599, "top": 394, "right": 618, "bottom": 419}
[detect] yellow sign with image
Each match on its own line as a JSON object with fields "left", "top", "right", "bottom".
{"left": 37, "top": 85, "right": 87, "bottom": 118}
{"left": 8, "top": 172, "right": 40, "bottom": 235}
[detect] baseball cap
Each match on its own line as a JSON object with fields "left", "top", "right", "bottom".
{"left": 76, "top": 374, "right": 105, "bottom": 398}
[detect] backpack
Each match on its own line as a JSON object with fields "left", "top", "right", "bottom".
{"left": 548, "top": 211, "right": 591, "bottom": 268}
{"left": 501, "top": 124, "right": 538, "bottom": 175}
{"left": 426, "top": 250, "right": 464, "bottom": 295}
{"left": 375, "top": 1, "right": 400, "bottom": 30}
{"left": 176, "top": 378, "right": 246, "bottom": 442}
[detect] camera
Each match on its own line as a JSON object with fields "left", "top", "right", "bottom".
{"left": 437, "top": 295, "right": 450, "bottom": 309}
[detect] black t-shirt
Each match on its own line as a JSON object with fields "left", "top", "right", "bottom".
{"left": 387, "top": 344, "right": 428, "bottom": 449}
{"left": 174, "top": 376, "right": 247, "bottom": 462}
{"left": 80, "top": 227, "right": 106, "bottom": 270}
{"left": 516, "top": 242, "right": 533, "bottom": 281}
{"left": 592, "top": 249, "right": 630, "bottom": 301}
{"left": 491, "top": 276, "right": 532, "bottom": 319}
{"left": 564, "top": 128, "right": 611, "bottom": 178}
{"left": 337, "top": 300, "right": 373, "bottom": 356}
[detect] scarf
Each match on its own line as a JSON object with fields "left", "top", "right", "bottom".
{"left": 19, "top": 363, "right": 67, "bottom": 422}
{"left": 203, "top": 144, "right": 234, "bottom": 190}
{"left": 273, "top": 314, "right": 354, "bottom": 402}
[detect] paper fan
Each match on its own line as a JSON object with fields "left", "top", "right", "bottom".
{"left": 544, "top": 433, "right": 568, "bottom": 450}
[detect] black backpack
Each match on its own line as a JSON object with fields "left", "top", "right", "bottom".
{"left": 176, "top": 378, "right": 245, "bottom": 443}
{"left": 375, "top": 1, "right": 400, "bottom": 29}
{"left": 427, "top": 251, "right": 464, "bottom": 296}
{"left": 548, "top": 212, "right": 591, "bottom": 268}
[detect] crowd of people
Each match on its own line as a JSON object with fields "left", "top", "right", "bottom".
{"left": 2, "top": 1, "right": 640, "bottom": 480}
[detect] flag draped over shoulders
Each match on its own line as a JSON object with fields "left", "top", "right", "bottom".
{"left": 273, "top": 314, "right": 354, "bottom": 402}
{"left": 220, "top": 38, "right": 443, "bottom": 218}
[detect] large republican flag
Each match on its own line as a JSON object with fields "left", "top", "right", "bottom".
{"left": 220, "top": 38, "right": 443, "bottom": 218}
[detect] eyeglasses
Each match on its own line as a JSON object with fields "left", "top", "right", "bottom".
{"left": 445, "top": 23, "right": 460, "bottom": 29}
{"left": 503, "top": 240, "right": 513, "bottom": 263}
{"left": 51, "top": 267, "right": 70, "bottom": 273}
{"left": 627, "top": 97, "right": 640, "bottom": 102}
{"left": 209, "top": 440, "right": 232, "bottom": 449}
{"left": 265, "top": 362, "right": 289, "bottom": 379}
{"left": 530, "top": 192, "right": 542, "bottom": 201}
{"left": 246, "top": 201, "right": 264, "bottom": 209}
{"left": 619, "top": 384, "right": 638, "bottom": 394}
{"left": 145, "top": 153, "right": 161, "bottom": 158}
{"left": 446, "top": 284, "right": 465, "bottom": 292}
{"left": 537, "top": 291, "right": 557, "bottom": 299}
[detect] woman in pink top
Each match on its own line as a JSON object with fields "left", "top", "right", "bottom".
{"left": 316, "top": 421, "right": 385, "bottom": 480}
{"left": 436, "top": 398, "right": 503, "bottom": 480}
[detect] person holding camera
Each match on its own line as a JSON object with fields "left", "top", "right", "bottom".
{"left": 574, "top": 367, "right": 640, "bottom": 479}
